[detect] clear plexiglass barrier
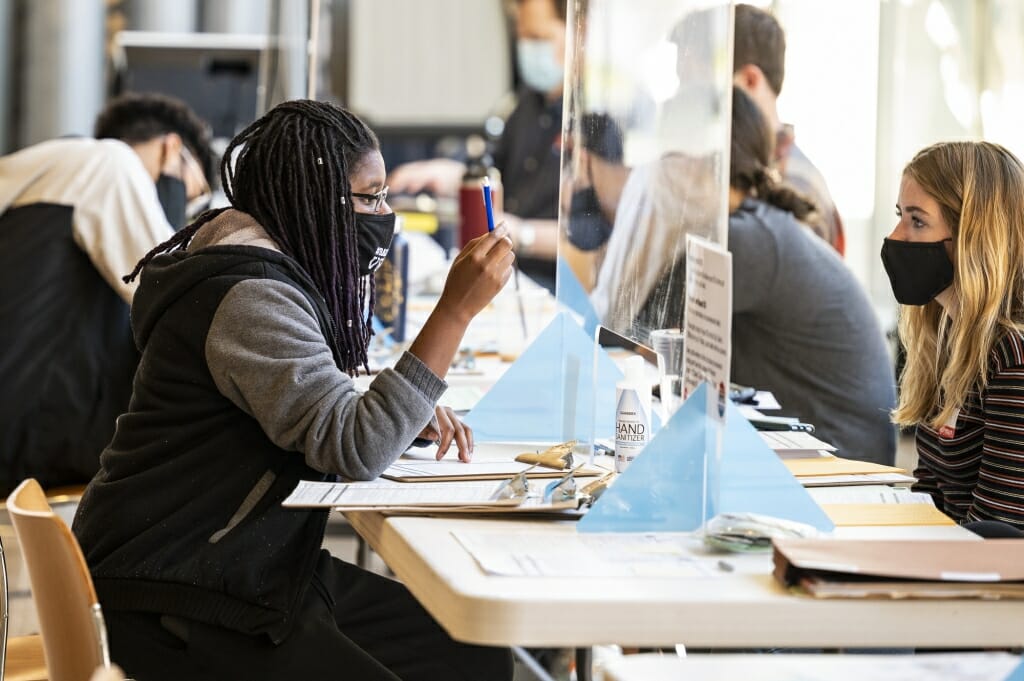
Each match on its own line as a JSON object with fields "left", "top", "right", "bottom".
{"left": 556, "top": 0, "right": 733, "bottom": 345}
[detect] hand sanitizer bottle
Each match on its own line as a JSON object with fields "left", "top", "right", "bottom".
{"left": 615, "top": 356, "right": 651, "bottom": 473}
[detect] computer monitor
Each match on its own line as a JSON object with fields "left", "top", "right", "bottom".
{"left": 112, "top": 31, "right": 268, "bottom": 139}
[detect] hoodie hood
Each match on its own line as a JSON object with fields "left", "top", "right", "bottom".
{"left": 131, "top": 210, "right": 314, "bottom": 350}
{"left": 188, "top": 208, "right": 281, "bottom": 252}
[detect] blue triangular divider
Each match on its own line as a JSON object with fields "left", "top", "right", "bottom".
{"left": 579, "top": 383, "right": 834, "bottom": 533}
{"left": 1005, "top": 659, "right": 1024, "bottom": 681}
{"left": 556, "top": 256, "right": 600, "bottom": 337}
{"left": 465, "top": 312, "right": 623, "bottom": 442}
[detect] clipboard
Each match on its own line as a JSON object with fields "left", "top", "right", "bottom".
{"left": 282, "top": 480, "right": 586, "bottom": 515}
{"left": 282, "top": 480, "right": 523, "bottom": 509}
{"left": 773, "top": 537, "right": 1024, "bottom": 599}
{"left": 382, "top": 441, "right": 609, "bottom": 482}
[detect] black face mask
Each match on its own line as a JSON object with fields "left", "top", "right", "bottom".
{"left": 155, "top": 174, "right": 187, "bottom": 230}
{"left": 880, "top": 237, "right": 954, "bottom": 305}
{"left": 356, "top": 212, "right": 396, "bottom": 276}
{"left": 567, "top": 186, "right": 613, "bottom": 251}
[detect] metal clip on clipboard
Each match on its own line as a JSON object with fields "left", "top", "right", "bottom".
{"left": 543, "top": 464, "right": 586, "bottom": 503}
{"left": 514, "top": 440, "right": 578, "bottom": 470}
{"left": 490, "top": 464, "right": 536, "bottom": 501}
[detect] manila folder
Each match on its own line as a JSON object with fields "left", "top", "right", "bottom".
{"left": 773, "top": 537, "right": 1024, "bottom": 599}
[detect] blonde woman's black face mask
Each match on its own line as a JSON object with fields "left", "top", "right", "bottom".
{"left": 880, "top": 237, "right": 954, "bottom": 305}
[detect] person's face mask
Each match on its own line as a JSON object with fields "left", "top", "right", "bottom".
{"left": 880, "top": 237, "right": 954, "bottom": 305}
{"left": 516, "top": 39, "right": 564, "bottom": 94}
{"left": 155, "top": 174, "right": 187, "bottom": 230}
{"left": 567, "top": 186, "right": 613, "bottom": 251}
{"left": 356, "top": 212, "right": 397, "bottom": 276}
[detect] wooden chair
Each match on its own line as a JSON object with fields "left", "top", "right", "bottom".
{"left": 8, "top": 480, "right": 109, "bottom": 681}
{"left": 0, "top": 528, "right": 46, "bottom": 681}
{"left": 4, "top": 635, "right": 47, "bottom": 681}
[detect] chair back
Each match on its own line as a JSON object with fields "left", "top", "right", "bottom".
{"left": 8, "top": 479, "right": 109, "bottom": 681}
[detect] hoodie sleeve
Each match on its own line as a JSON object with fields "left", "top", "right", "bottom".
{"left": 204, "top": 278, "right": 446, "bottom": 480}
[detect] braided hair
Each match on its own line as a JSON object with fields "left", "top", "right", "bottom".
{"left": 729, "top": 87, "right": 823, "bottom": 235}
{"left": 125, "top": 99, "right": 380, "bottom": 374}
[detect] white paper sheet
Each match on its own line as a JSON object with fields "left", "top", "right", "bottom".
{"left": 760, "top": 430, "right": 837, "bottom": 455}
{"left": 798, "top": 472, "right": 917, "bottom": 487}
{"left": 453, "top": 530, "right": 721, "bottom": 578}
{"left": 439, "top": 386, "right": 485, "bottom": 411}
{"left": 383, "top": 460, "right": 537, "bottom": 479}
{"left": 807, "top": 485, "right": 935, "bottom": 506}
{"left": 282, "top": 480, "right": 512, "bottom": 508}
{"left": 609, "top": 653, "right": 1022, "bottom": 681}
{"left": 752, "top": 390, "right": 781, "bottom": 410}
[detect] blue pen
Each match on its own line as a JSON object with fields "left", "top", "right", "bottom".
{"left": 482, "top": 176, "right": 496, "bottom": 232}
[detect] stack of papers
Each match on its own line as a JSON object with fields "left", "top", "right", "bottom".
{"left": 806, "top": 487, "right": 954, "bottom": 527}
{"left": 773, "top": 537, "right": 1024, "bottom": 599}
{"left": 760, "top": 431, "right": 836, "bottom": 458}
{"left": 783, "top": 455, "right": 915, "bottom": 488}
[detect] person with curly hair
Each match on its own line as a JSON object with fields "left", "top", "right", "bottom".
{"left": 0, "top": 92, "right": 212, "bottom": 494}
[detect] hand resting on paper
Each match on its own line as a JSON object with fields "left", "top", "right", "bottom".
{"left": 415, "top": 405, "right": 474, "bottom": 462}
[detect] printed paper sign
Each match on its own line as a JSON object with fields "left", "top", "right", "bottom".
{"left": 682, "top": 234, "right": 732, "bottom": 423}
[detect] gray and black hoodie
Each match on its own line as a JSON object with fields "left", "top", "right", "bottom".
{"left": 72, "top": 210, "right": 445, "bottom": 643}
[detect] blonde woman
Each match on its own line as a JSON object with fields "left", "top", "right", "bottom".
{"left": 883, "top": 141, "right": 1024, "bottom": 536}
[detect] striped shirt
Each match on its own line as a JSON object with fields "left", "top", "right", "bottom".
{"left": 914, "top": 331, "right": 1024, "bottom": 529}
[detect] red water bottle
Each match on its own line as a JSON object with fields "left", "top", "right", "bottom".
{"left": 458, "top": 136, "right": 502, "bottom": 248}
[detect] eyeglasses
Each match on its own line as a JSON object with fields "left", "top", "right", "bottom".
{"left": 351, "top": 185, "right": 389, "bottom": 214}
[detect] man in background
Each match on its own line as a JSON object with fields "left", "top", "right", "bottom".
{"left": 388, "top": 0, "right": 567, "bottom": 289}
{"left": 733, "top": 3, "right": 845, "bottom": 254}
{"left": 0, "top": 93, "right": 212, "bottom": 494}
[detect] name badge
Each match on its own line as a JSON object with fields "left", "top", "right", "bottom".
{"left": 938, "top": 408, "right": 960, "bottom": 439}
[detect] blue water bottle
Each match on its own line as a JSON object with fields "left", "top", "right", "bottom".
{"left": 373, "top": 231, "right": 409, "bottom": 342}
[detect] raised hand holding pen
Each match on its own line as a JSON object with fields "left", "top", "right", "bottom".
{"left": 484, "top": 177, "right": 528, "bottom": 337}
{"left": 408, "top": 224, "right": 515, "bottom": 462}
{"left": 482, "top": 176, "right": 496, "bottom": 232}
{"left": 439, "top": 223, "right": 515, "bottom": 320}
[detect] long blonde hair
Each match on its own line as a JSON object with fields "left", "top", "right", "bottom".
{"left": 895, "top": 141, "right": 1024, "bottom": 427}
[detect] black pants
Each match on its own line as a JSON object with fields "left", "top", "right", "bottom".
{"left": 105, "top": 551, "right": 513, "bottom": 681}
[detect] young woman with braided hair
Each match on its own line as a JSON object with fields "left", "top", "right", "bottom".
{"left": 72, "top": 100, "right": 515, "bottom": 680}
